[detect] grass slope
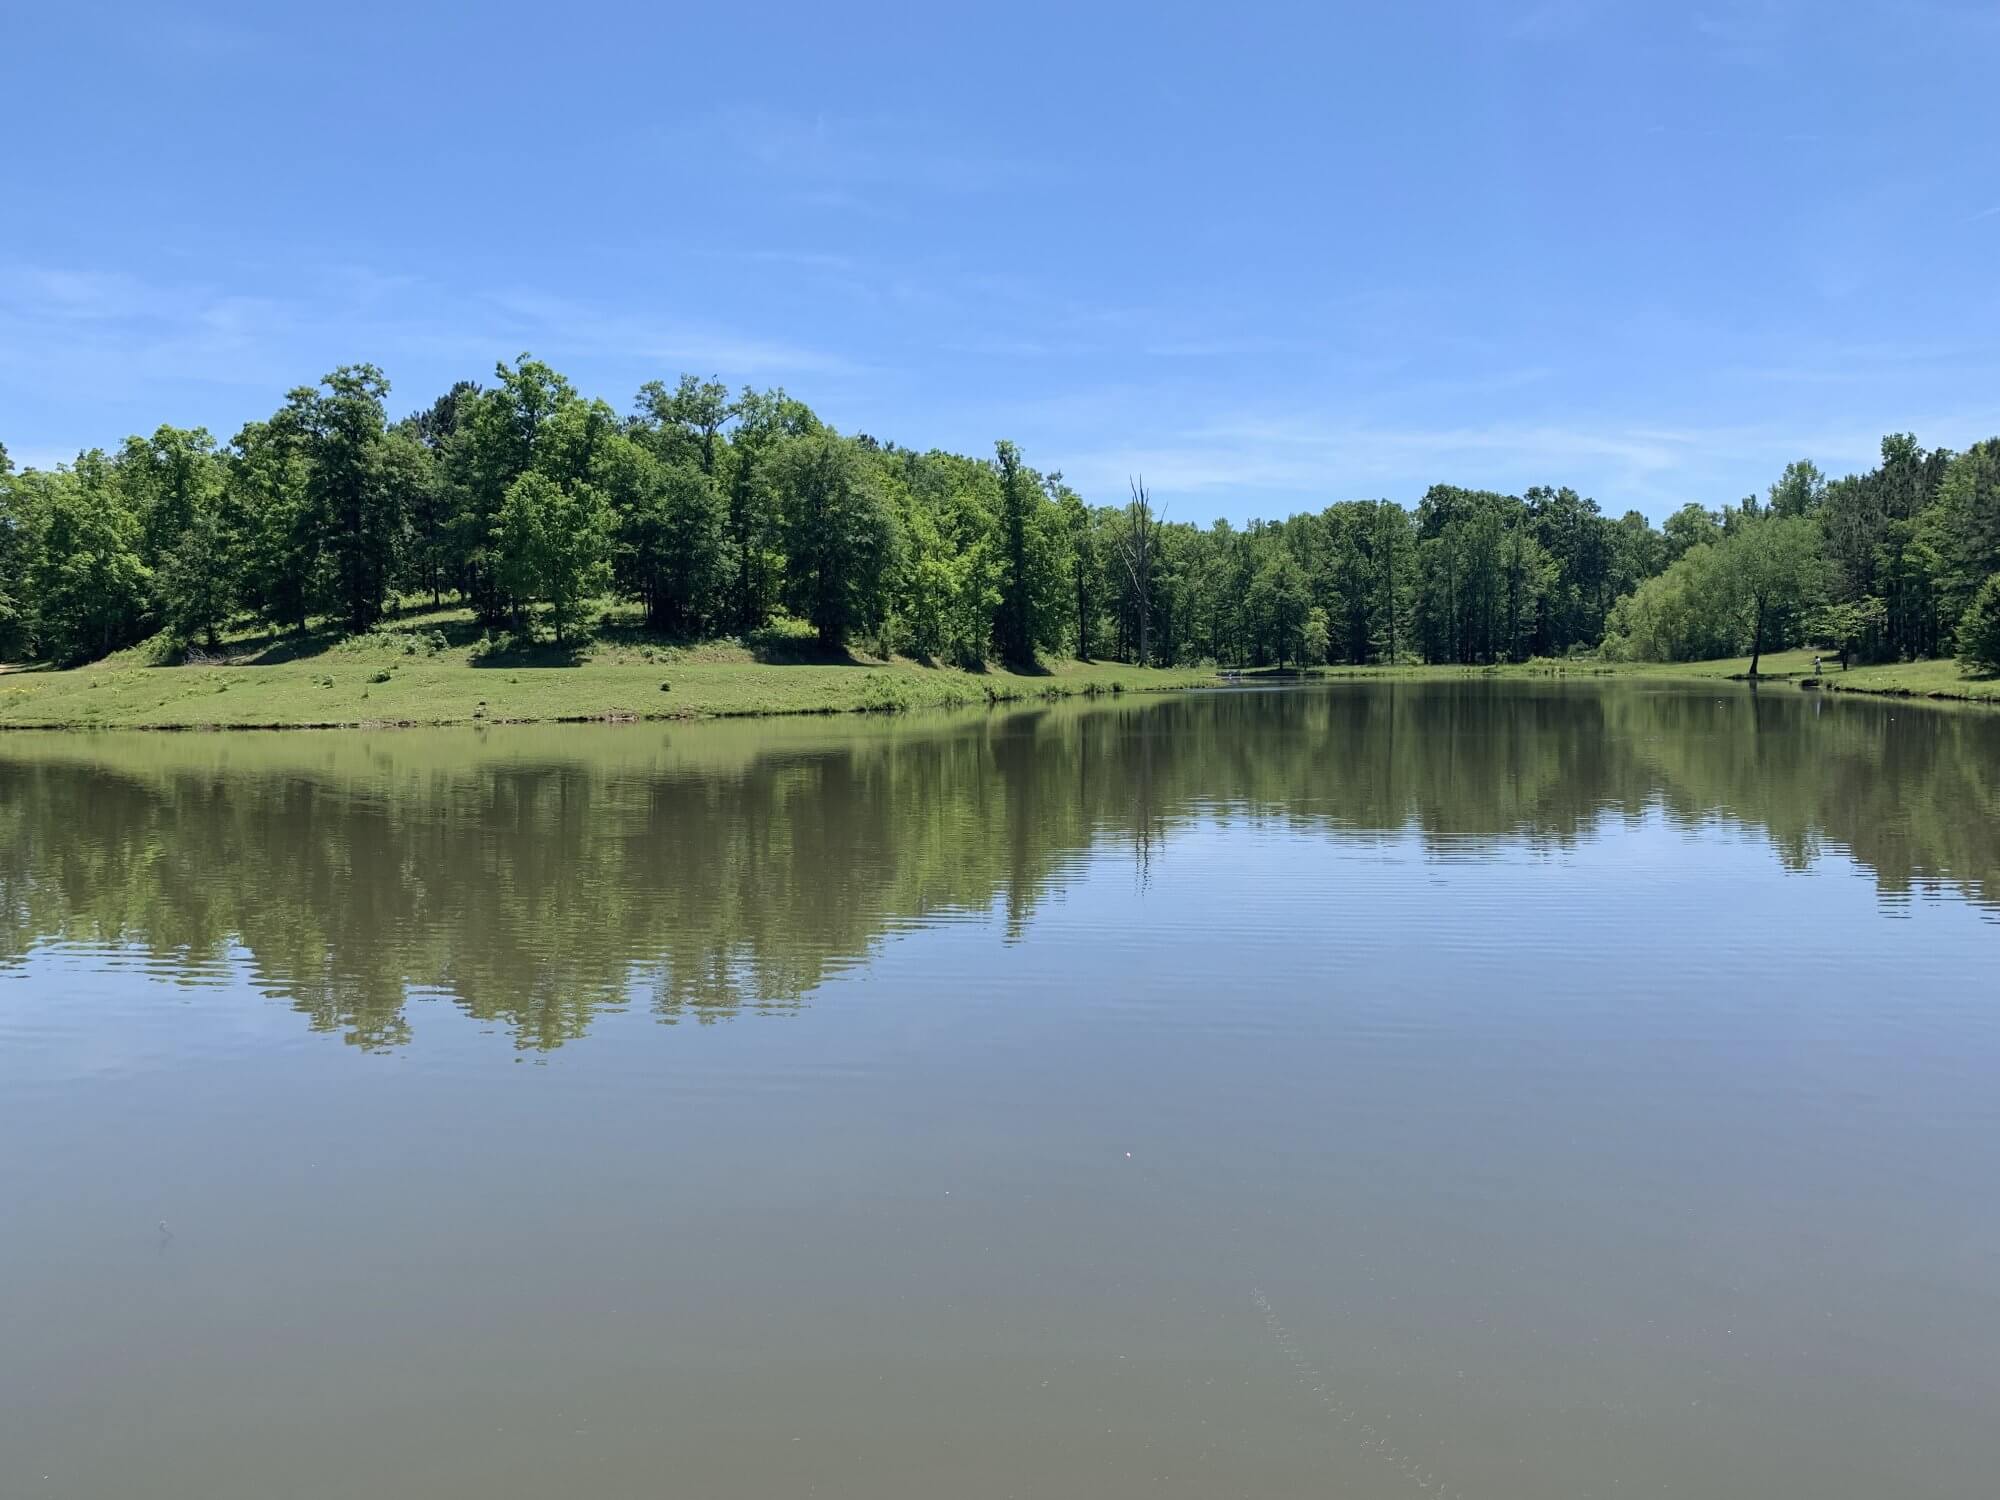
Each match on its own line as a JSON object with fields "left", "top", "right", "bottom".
{"left": 0, "top": 604, "right": 1210, "bottom": 730}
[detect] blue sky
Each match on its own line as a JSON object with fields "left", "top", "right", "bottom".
{"left": 4, "top": 0, "right": 1997, "bottom": 523}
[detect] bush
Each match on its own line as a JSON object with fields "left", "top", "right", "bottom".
{"left": 1956, "top": 572, "right": 2000, "bottom": 674}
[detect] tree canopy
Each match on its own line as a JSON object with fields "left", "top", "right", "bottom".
{"left": 3, "top": 357, "right": 1992, "bottom": 678}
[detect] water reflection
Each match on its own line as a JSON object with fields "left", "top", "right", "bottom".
{"left": 4, "top": 682, "right": 1996, "bottom": 1048}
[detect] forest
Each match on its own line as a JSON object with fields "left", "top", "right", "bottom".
{"left": 3, "top": 356, "right": 1998, "bottom": 675}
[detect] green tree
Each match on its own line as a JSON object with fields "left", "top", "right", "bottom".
{"left": 1929, "top": 438, "right": 2000, "bottom": 642}
{"left": 290, "top": 365, "right": 402, "bottom": 633}
{"left": 1955, "top": 572, "right": 2000, "bottom": 674}
{"left": 400, "top": 381, "right": 477, "bottom": 605}
{"left": 888, "top": 451, "right": 1000, "bottom": 665}
{"left": 1500, "top": 524, "right": 1555, "bottom": 661}
{"left": 1767, "top": 459, "right": 1827, "bottom": 519}
{"left": 1055, "top": 480, "right": 1103, "bottom": 661}
{"left": 1603, "top": 543, "right": 1745, "bottom": 663}
{"left": 770, "top": 432, "right": 897, "bottom": 650}
{"left": 636, "top": 375, "right": 732, "bottom": 476}
{"left": 230, "top": 411, "right": 318, "bottom": 635}
{"left": 992, "top": 440, "right": 1063, "bottom": 663}
{"left": 1732, "top": 515, "right": 1828, "bottom": 676}
{"left": 22, "top": 453, "right": 152, "bottom": 664}
{"left": 493, "top": 470, "right": 611, "bottom": 645}
{"left": 1804, "top": 596, "right": 1885, "bottom": 670}
{"left": 1247, "top": 553, "right": 1310, "bottom": 667}
{"left": 117, "top": 425, "right": 227, "bottom": 576}
{"left": 156, "top": 501, "right": 238, "bottom": 648}
{"left": 1524, "top": 485, "right": 1608, "bottom": 654}
{"left": 453, "top": 356, "right": 578, "bottom": 624}
{"left": 1414, "top": 487, "right": 1509, "bottom": 663}
{"left": 1371, "top": 501, "right": 1414, "bottom": 663}
{"left": 724, "top": 387, "right": 819, "bottom": 630}
{"left": 1116, "top": 482, "right": 1161, "bottom": 665}
{"left": 1302, "top": 605, "right": 1330, "bottom": 667}
{"left": 615, "top": 450, "right": 728, "bottom": 633}
{"left": 1662, "top": 502, "right": 1720, "bottom": 562}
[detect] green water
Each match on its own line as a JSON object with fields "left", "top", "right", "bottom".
{"left": 3, "top": 682, "right": 1997, "bottom": 1498}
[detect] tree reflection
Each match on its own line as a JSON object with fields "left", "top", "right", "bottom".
{"left": 3, "top": 684, "right": 1995, "bottom": 1049}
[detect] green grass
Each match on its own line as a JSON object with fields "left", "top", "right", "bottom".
{"left": 7, "top": 601, "right": 1997, "bottom": 730}
{"left": 0, "top": 602, "right": 1212, "bottom": 730}
{"left": 1512, "top": 648, "right": 2000, "bottom": 702}
{"left": 1256, "top": 647, "right": 2000, "bottom": 703}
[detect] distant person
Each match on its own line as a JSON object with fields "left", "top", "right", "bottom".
{"left": 1813, "top": 655, "right": 1822, "bottom": 676}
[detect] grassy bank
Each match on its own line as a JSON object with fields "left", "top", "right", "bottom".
{"left": 0, "top": 605, "right": 1211, "bottom": 730}
{"left": 6, "top": 604, "right": 1996, "bottom": 730}
{"left": 1282, "top": 647, "right": 1999, "bottom": 703}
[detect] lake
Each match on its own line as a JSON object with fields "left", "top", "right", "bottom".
{"left": 3, "top": 681, "right": 1997, "bottom": 1499}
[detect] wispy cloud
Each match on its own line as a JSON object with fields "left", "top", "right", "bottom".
{"left": 0, "top": 259, "right": 865, "bottom": 454}
{"left": 1048, "top": 406, "right": 1969, "bottom": 521}
{"left": 1966, "top": 203, "right": 2000, "bottom": 224}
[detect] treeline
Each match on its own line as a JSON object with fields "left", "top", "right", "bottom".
{"left": 0, "top": 356, "right": 1656, "bottom": 670}
{"left": 4, "top": 356, "right": 1996, "bottom": 673}
{"left": 1605, "top": 438, "right": 2000, "bottom": 673}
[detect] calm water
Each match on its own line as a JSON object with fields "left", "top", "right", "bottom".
{"left": 4, "top": 683, "right": 1998, "bottom": 1499}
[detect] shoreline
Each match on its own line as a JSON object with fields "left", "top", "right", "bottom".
{"left": 0, "top": 655, "right": 1218, "bottom": 733}
{"left": 3, "top": 644, "right": 1994, "bottom": 733}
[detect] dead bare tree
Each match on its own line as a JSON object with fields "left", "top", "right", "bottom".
{"left": 1120, "top": 477, "right": 1161, "bottom": 667}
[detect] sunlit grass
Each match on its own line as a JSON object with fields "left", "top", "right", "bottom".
{"left": 0, "top": 598, "right": 1211, "bottom": 729}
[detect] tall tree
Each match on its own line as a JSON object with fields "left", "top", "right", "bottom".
{"left": 230, "top": 409, "right": 318, "bottom": 635}
{"left": 454, "top": 356, "right": 578, "bottom": 624}
{"left": 1733, "top": 516, "right": 1830, "bottom": 676}
{"left": 993, "top": 440, "right": 1040, "bottom": 663}
{"left": 1055, "top": 480, "right": 1103, "bottom": 661}
{"left": 1662, "top": 502, "right": 1720, "bottom": 563}
{"left": 770, "top": 431, "right": 897, "bottom": 650}
{"left": 636, "top": 375, "right": 732, "bottom": 476}
{"left": 22, "top": 453, "right": 151, "bottom": 665}
{"left": 724, "top": 387, "right": 819, "bottom": 630}
{"left": 400, "top": 380, "right": 478, "bottom": 606}
{"left": 1955, "top": 571, "right": 2000, "bottom": 674}
{"left": 613, "top": 449, "right": 728, "bottom": 633}
{"left": 494, "top": 470, "right": 611, "bottom": 645}
{"left": 1119, "top": 480, "right": 1160, "bottom": 666}
{"left": 1247, "top": 552, "right": 1310, "bottom": 667}
{"left": 291, "top": 365, "right": 401, "bottom": 633}
{"left": 1767, "top": 459, "right": 1827, "bottom": 519}
{"left": 156, "top": 501, "right": 238, "bottom": 648}
{"left": 1928, "top": 438, "right": 2000, "bottom": 643}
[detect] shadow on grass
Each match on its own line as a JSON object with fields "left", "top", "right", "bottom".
{"left": 239, "top": 629, "right": 347, "bottom": 666}
{"left": 740, "top": 621, "right": 874, "bottom": 666}
{"left": 470, "top": 638, "right": 591, "bottom": 668}
{"left": 997, "top": 655, "right": 1054, "bottom": 678}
